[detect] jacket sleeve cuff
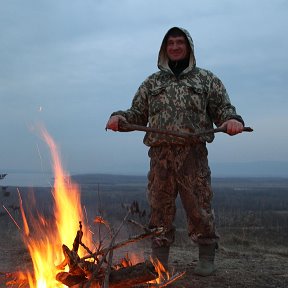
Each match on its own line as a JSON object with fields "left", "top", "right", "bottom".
{"left": 227, "top": 115, "right": 245, "bottom": 126}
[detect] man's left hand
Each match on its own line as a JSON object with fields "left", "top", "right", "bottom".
{"left": 220, "top": 119, "right": 244, "bottom": 135}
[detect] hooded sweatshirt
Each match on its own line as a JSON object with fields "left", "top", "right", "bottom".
{"left": 112, "top": 27, "right": 244, "bottom": 146}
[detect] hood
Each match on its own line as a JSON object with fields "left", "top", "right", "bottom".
{"left": 157, "top": 27, "right": 196, "bottom": 73}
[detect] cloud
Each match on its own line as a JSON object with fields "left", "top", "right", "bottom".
{"left": 0, "top": 0, "right": 287, "bottom": 179}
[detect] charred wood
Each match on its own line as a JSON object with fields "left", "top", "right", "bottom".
{"left": 64, "top": 260, "right": 158, "bottom": 288}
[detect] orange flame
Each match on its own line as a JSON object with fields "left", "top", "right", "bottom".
{"left": 16, "top": 126, "right": 180, "bottom": 287}
{"left": 21, "top": 127, "right": 91, "bottom": 287}
{"left": 150, "top": 258, "right": 170, "bottom": 285}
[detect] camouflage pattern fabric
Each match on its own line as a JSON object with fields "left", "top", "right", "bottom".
{"left": 147, "top": 144, "right": 219, "bottom": 247}
{"left": 111, "top": 27, "right": 244, "bottom": 146}
{"left": 110, "top": 27, "right": 243, "bottom": 247}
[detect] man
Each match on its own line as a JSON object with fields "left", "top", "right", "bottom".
{"left": 106, "top": 27, "right": 244, "bottom": 276}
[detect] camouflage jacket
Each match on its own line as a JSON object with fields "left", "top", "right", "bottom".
{"left": 112, "top": 27, "right": 244, "bottom": 146}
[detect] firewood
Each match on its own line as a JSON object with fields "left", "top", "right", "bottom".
{"left": 85, "top": 210, "right": 132, "bottom": 287}
{"left": 108, "top": 260, "right": 158, "bottom": 287}
{"left": 72, "top": 221, "right": 83, "bottom": 253}
{"left": 68, "top": 260, "right": 158, "bottom": 288}
{"left": 102, "top": 239, "right": 115, "bottom": 288}
{"left": 1, "top": 271, "right": 30, "bottom": 288}
{"left": 133, "top": 271, "right": 186, "bottom": 287}
{"left": 56, "top": 272, "right": 87, "bottom": 287}
{"left": 81, "top": 227, "right": 164, "bottom": 261}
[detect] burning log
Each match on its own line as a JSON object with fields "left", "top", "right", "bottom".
{"left": 57, "top": 260, "right": 158, "bottom": 287}
{"left": 102, "top": 260, "right": 158, "bottom": 288}
{"left": 1, "top": 271, "right": 32, "bottom": 288}
{"left": 56, "top": 272, "right": 88, "bottom": 287}
{"left": 1, "top": 217, "right": 184, "bottom": 288}
{"left": 55, "top": 216, "right": 165, "bottom": 287}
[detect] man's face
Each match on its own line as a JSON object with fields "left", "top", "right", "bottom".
{"left": 166, "top": 36, "right": 189, "bottom": 61}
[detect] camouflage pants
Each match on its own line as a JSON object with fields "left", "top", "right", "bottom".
{"left": 147, "top": 144, "right": 219, "bottom": 247}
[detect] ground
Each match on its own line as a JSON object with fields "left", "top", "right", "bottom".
{"left": 0, "top": 227, "right": 287, "bottom": 288}
{"left": 168, "top": 242, "right": 288, "bottom": 288}
{"left": 1, "top": 177, "right": 288, "bottom": 288}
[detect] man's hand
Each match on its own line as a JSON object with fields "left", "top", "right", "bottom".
{"left": 106, "top": 115, "right": 127, "bottom": 131}
{"left": 220, "top": 119, "right": 244, "bottom": 135}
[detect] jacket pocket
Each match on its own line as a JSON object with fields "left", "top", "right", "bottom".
{"left": 149, "top": 85, "right": 168, "bottom": 116}
{"left": 185, "top": 84, "right": 207, "bottom": 112}
{"left": 188, "top": 85, "right": 204, "bottom": 95}
{"left": 150, "top": 85, "right": 167, "bottom": 96}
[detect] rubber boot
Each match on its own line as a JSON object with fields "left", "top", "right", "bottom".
{"left": 194, "top": 243, "right": 217, "bottom": 276}
{"left": 151, "top": 246, "right": 170, "bottom": 270}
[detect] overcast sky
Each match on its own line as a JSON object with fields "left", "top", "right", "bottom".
{"left": 0, "top": 0, "right": 287, "bottom": 180}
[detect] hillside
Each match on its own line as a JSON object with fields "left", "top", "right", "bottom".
{"left": 0, "top": 175, "right": 288, "bottom": 287}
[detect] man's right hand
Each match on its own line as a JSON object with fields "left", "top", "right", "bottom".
{"left": 105, "top": 115, "right": 127, "bottom": 131}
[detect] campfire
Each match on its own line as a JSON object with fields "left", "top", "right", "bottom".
{"left": 2, "top": 127, "right": 184, "bottom": 287}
